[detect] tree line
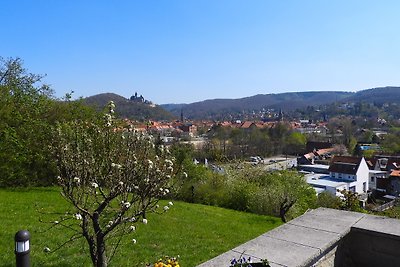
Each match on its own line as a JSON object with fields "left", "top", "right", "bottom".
{"left": 0, "top": 57, "right": 99, "bottom": 187}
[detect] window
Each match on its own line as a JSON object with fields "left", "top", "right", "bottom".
{"left": 363, "top": 182, "right": 367, "bottom": 193}
{"left": 349, "top": 186, "right": 356, "bottom": 192}
{"left": 371, "top": 176, "right": 375, "bottom": 183}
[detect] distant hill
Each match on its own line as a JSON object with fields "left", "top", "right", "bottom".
{"left": 84, "top": 87, "right": 400, "bottom": 121}
{"left": 162, "top": 91, "right": 354, "bottom": 119}
{"left": 344, "top": 86, "right": 400, "bottom": 104}
{"left": 84, "top": 93, "right": 176, "bottom": 121}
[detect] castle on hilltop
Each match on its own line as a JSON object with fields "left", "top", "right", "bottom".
{"left": 130, "top": 92, "right": 145, "bottom": 102}
{"left": 130, "top": 92, "right": 154, "bottom": 106}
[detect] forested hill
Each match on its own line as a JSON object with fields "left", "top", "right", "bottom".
{"left": 83, "top": 93, "right": 176, "bottom": 121}
{"left": 345, "top": 87, "right": 400, "bottom": 104}
{"left": 83, "top": 87, "right": 400, "bottom": 121}
{"left": 162, "top": 91, "right": 353, "bottom": 119}
{"left": 162, "top": 87, "right": 400, "bottom": 120}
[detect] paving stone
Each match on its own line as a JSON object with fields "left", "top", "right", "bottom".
{"left": 232, "top": 234, "right": 320, "bottom": 267}
{"left": 352, "top": 214, "right": 400, "bottom": 238}
{"left": 264, "top": 223, "right": 341, "bottom": 252}
{"left": 289, "top": 208, "right": 364, "bottom": 235}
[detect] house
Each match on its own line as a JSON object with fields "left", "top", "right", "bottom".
{"left": 367, "top": 155, "right": 400, "bottom": 195}
{"left": 305, "top": 156, "right": 369, "bottom": 204}
{"left": 297, "top": 147, "right": 335, "bottom": 165}
{"left": 328, "top": 156, "right": 369, "bottom": 195}
{"left": 303, "top": 156, "right": 369, "bottom": 204}
{"left": 306, "top": 173, "right": 348, "bottom": 197}
{"left": 179, "top": 123, "right": 197, "bottom": 137}
{"left": 240, "top": 121, "right": 257, "bottom": 130}
{"left": 388, "top": 170, "right": 400, "bottom": 197}
{"left": 306, "top": 141, "right": 332, "bottom": 152}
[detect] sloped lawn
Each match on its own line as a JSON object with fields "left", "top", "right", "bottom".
{"left": 0, "top": 187, "right": 281, "bottom": 266}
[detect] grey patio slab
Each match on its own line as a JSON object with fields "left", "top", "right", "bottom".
{"left": 352, "top": 214, "right": 400, "bottom": 238}
{"left": 288, "top": 208, "right": 365, "bottom": 235}
{"left": 232, "top": 234, "right": 320, "bottom": 267}
{"left": 264, "top": 222, "right": 341, "bottom": 252}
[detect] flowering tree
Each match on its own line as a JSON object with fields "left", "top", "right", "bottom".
{"left": 52, "top": 102, "right": 174, "bottom": 267}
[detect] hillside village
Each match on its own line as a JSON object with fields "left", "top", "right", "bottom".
{"left": 114, "top": 96, "right": 400, "bottom": 214}
{"left": 1, "top": 60, "right": 400, "bottom": 267}
{"left": 4, "top": 1, "right": 400, "bottom": 265}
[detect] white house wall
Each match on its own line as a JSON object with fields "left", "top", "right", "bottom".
{"left": 355, "top": 157, "right": 370, "bottom": 194}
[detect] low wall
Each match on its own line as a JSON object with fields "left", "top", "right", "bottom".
{"left": 197, "top": 208, "right": 400, "bottom": 267}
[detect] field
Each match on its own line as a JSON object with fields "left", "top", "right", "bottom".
{"left": 0, "top": 187, "right": 282, "bottom": 266}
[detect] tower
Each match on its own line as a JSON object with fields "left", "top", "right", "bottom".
{"left": 180, "top": 109, "right": 184, "bottom": 122}
{"left": 278, "top": 109, "right": 284, "bottom": 122}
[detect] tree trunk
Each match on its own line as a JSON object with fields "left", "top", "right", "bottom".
{"left": 279, "top": 199, "right": 296, "bottom": 223}
{"left": 279, "top": 207, "right": 287, "bottom": 223}
{"left": 96, "top": 237, "right": 108, "bottom": 267}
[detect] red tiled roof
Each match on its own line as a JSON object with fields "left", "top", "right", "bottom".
{"left": 390, "top": 170, "right": 400, "bottom": 177}
{"left": 314, "top": 148, "right": 335, "bottom": 156}
{"left": 241, "top": 121, "right": 254, "bottom": 129}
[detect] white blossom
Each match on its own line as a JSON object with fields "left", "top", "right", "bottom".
{"left": 164, "top": 189, "right": 170, "bottom": 194}
{"left": 43, "top": 247, "right": 51, "bottom": 253}
{"left": 109, "top": 101, "right": 115, "bottom": 109}
{"left": 168, "top": 201, "right": 174, "bottom": 206}
{"left": 106, "top": 220, "right": 113, "bottom": 228}
{"left": 132, "top": 238, "right": 137, "bottom": 244}
{"left": 147, "top": 159, "right": 153, "bottom": 169}
{"left": 91, "top": 182, "right": 99, "bottom": 188}
{"left": 124, "top": 202, "right": 131, "bottom": 209}
{"left": 74, "top": 213, "right": 82, "bottom": 220}
{"left": 183, "top": 172, "right": 188, "bottom": 178}
{"left": 129, "top": 217, "right": 136, "bottom": 222}
{"left": 119, "top": 181, "right": 124, "bottom": 186}
{"left": 73, "top": 177, "right": 80, "bottom": 183}
{"left": 142, "top": 218, "right": 148, "bottom": 224}
{"left": 155, "top": 204, "right": 159, "bottom": 208}
{"left": 163, "top": 206, "right": 169, "bottom": 211}
{"left": 54, "top": 220, "right": 59, "bottom": 224}
{"left": 111, "top": 163, "right": 122, "bottom": 169}
{"left": 130, "top": 225, "right": 136, "bottom": 231}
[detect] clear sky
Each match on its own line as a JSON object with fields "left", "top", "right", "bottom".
{"left": 1, "top": 1, "right": 400, "bottom": 104}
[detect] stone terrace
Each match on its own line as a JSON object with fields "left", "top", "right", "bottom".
{"left": 197, "top": 208, "right": 400, "bottom": 267}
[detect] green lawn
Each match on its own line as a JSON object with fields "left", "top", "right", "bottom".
{"left": 0, "top": 187, "right": 282, "bottom": 266}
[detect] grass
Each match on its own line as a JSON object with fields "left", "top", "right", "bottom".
{"left": 376, "top": 204, "right": 400, "bottom": 219}
{"left": 0, "top": 187, "right": 282, "bottom": 266}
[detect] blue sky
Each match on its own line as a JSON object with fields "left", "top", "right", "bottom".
{"left": 1, "top": 1, "right": 400, "bottom": 104}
